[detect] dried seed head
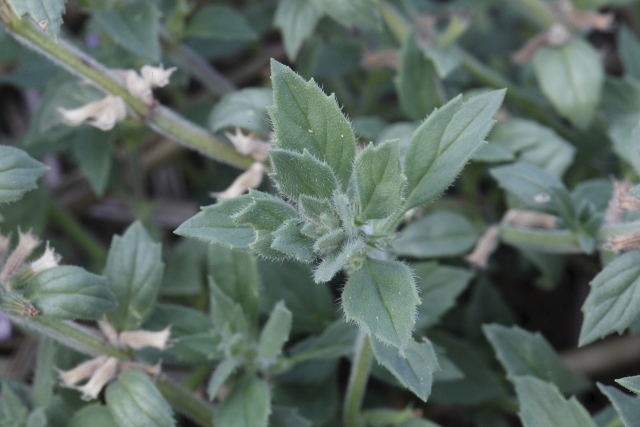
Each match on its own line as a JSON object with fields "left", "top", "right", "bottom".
{"left": 465, "top": 226, "right": 500, "bottom": 269}
{"left": 1, "top": 230, "right": 40, "bottom": 283}
{"left": 76, "top": 356, "right": 119, "bottom": 400}
{"left": 608, "top": 231, "right": 640, "bottom": 252}
{"left": 57, "top": 355, "right": 109, "bottom": 388}
{"left": 225, "top": 128, "right": 271, "bottom": 161}
{"left": 210, "top": 162, "right": 265, "bottom": 199}
{"left": 58, "top": 95, "right": 127, "bottom": 131}
{"left": 119, "top": 326, "right": 172, "bottom": 350}
{"left": 140, "top": 64, "right": 177, "bottom": 88}
{"left": 30, "top": 243, "right": 61, "bottom": 275}
{"left": 503, "top": 209, "right": 558, "bottom": 229}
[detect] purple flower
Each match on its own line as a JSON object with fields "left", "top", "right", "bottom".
{"left": 85, "top": 33, "right": 101, "bottom": 49}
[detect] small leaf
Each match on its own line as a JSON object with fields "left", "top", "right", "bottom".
{"left": 5, "top": 0, "right": 65, "bottom": 37}
{"left": 513, "top": 376, "right": 597, "bottom": 427}
{"left": 0, "top": 145, "right": 47, "bottom": 204}
{"left": 309, "top": 0, "right": 381, "bottom": 30}
{"left": 185, "top": 5, "right": 258, "bottom": 40}
{"left": 269, "top": 60, "right": 356, "bottom": 191}
{"left": 394, "top": 211, "right": 479, "bottom": 258}
{"left": 215, "top": 375, "right": 271, "bottom": 427}
{"left": 68, "top": 404, "right": 117, "bottom": 427}
{"left": 209, "top": 88, "right": 273, "bottom": 137}
{"left": 274, "top": 0, "right": 322, "bottom": 60}
{"left": 532, "top": 39, "right": 604, "bottom": 129}
{"left": 174, "top": 195, "right": 255, "bottom": 249}
{"left": 104, "top": 221, "right": 165, "bottom": 331}
{"left": 355, "top": 140, "right": 406, "bottom": 220}
{"left": 72, "top": 127, "right": 114, "bottom": 196}
{"left": 258, "top": 301, "right": 292, "bottom": 361}
{"left": 618, "top": 376, "right": 640, "bottom": 395}
{"left": 207, "top": 358, "right": 239, "bottom": 401}
{"left": 342, "top": 258, "right": 420, "bottom": 352}
{"left": 394, "top": 31, "right": 439, "bottom": 121}
{"left": 271, "top": 220, "right": 316, "bottom": 263}
{"left": 208, "top": 276, "right": 249, "bottom": 337}
{"left": 94, "top": 1, "right": 161, "bottom": 62}
{"left": 370, "top": 337, "right": 440, "bottom": 401}
{"left": 619, "top": 26, "right": 640, "bottom": 81}
{"left": 289, "top": 319, "right": 357, "bottom": 361}
{"left": 483, "top": 324, "right": 590, "bottom": 394}
{"left": 403, "top": 90, "right": 505, "bottom": 210}
{"left": 106, "top": 369, "right": 175, "bottom": 427}
{"left": 579, "top": 251, "right": 640, "bottom": 346}
{"left": 313, "top": 239, "right": 365, "bottom": 283}
{"left": 598, "top": 383, "right": 640, "bottom": 427}
{"left": 270, "top": 149, "right": 339, "bottom": 201}
{"left": 25, "top": 266, "right": 116, "bottom": 320}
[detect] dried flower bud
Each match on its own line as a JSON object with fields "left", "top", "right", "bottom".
{"left": 57, "top": 355, "right": 109, "bottom": 388}
{"left": 140, "top": 64, "right": 177, "bottom": 88}
{"left": 58, "top": 95, "right": 127, "bottom": 131}
{"left": 97, "top": 314, "right": 120, "bottom": 347}
{"left": 210, "top": 162, "right": 265, "bottom": 199}
{"left": 225, "top": 128, "right": 271, "bottom": 161}
{"left": 119, "top": 326, "right": 172, "bottom": 350}
{"left": 503, "top": 209, "right": 558, "bottom": 229}
{"left": 512, "top": 23, "right": 573, "bottom": 64}
{"left": 30, "top": 243, "right": 61, "bottom": 275}
{"left": 465, "top": 226, "right": 500, "bottom": 269}
{"left": 608, "top": 231, "right": 640, "bottom": 252}
{"left": 1, "top": 230, "right": 40, "bottom": 283}
{"left": 604, "top": 180, "right": 628, "bottom": 226}
{"left": 615, "top": 182, "right": 640, "bottom": 212}
{"left": 76, "top": 356, "right": 119, "bottom": 400}
{"left": 123, "top": 70, "right": 153, "bottom": 104}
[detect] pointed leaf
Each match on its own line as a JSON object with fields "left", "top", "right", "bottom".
{"left": 598, "top": 383, "right": 640, "bottom": 427}
{"left": 342, "top": 258, "right": 420, "bottom": 352}
{"left": 207, "top": 358, "right": 239, "bottom": 401}
{"left": 0, "top": 145, "right": 47, "bottom": 204}
{"left": 269, "top": 60, "right": 355, "bottom": 191}
{"left": 617, "top": 376, "right": 640, "bottom": 395}
{"left": 215, "top": 375, "right": 271, "bottom": 427}
{"left": 104, "top": 221, "right": 165, "bottom": 330}
{"left": 271, "top": 220, "right": 316, "bottom": 263}
{"left": 313, "top": 239, "right": 365, "bottom": 283}
{"left": 209, "top": 88, "right": 273, "bottom": 137}
{"left": 274, "top": 0, "right": 322, "bottom": 60}
{"left": 289, "top": 319, "right": 357, "bottom": 362}
{"left": 258, "top": 301, "right": 292, "bottom": 361}
{"left": 355, "top": 140, "right": 406, "bottom": 220}
{"left": 270, "top": 149, "right": 339, "bottom": 201}
{"left": 72, "top": 127, "right": 114, "bottom": 196}
{"left": 403, "top": 90, "right": 505, "bottom": 210}
{"left": 5, "top": 0, "right": 65, "bottom": 37}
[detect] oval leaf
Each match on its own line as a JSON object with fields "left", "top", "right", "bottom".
{"left": 0, "top": 145, "right": 48, "bottom": 204}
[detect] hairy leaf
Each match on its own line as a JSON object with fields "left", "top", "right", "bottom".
{"left": 271, "top": 220, "right": 316, "bottom": 263}
{"left": 270, "top": 149, "right": 339, "bottom": 201}
{"left": 618, "top": 376, "right": 640, "bottom": 395}
{"left": 598, "top": 383, "right": 640, "bottom": 427}
{"left": 258, "top": 301, "right": 292, "bottom": 361}
{"left": 207, "top": 358, "right": 239, "bottom": 401}
{"left": 0, "top": 145, "right": 47, "bottom": 204}
{"left": 215, "top": 375, "right": 271, "bottom": 427}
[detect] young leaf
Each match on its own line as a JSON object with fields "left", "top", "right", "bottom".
{"left": 5, "top": 0, "right": 65, "bottom": 37}
{"left": 269, "top": 60, "right": 356, "bottom": 191}
{"left": 104, "top": 221, "right": 165, "bottom": 331}
{"left": 94, "top": 1, "right": 161, "bottom": 62}
{"left": 174, "top": 195, "right": 255, "bottom": 249}
{"left": 270, "top": 149, "right": 339, "bottom": 201}
{"left": 313, "top": 239, "right": 365, "bottom": 283}
{"left": 393, "top": 211, "right": 479, "bottom": 258}
{"left": 598, "top": 383, "right": 640, "bottom": 427}
{"left": 68, "top": 404, "right": 117, "bottom": 427}
{"left": 258, "top": 301, "right": 292, "bottom": 361}
{"left": 25, "top": 266, "right": 116, "bottom": 320}
{"left": 394, "top": 31, "right": 439, "bottom": 121}
{"left": 214, "top": 375, "right": 271, "bottom": 427}
{"left": 209, "top": 88, "right": 273, "bottom": 137}
{"left": 579, "top": 251, "right": 640, "bottom": 346}
{"left": 274, "top": 0, "right": 323, "bottom": 60}
{"left": 403, "top": 90, "right": 505, "bottom": 210}
{"left": 370, "top": 337, "right": 440, "bottom": 401}
{"left": 619, "top": 26, "right": 640, "bottom": 81}
{"left": 0, "top": 145, "right": 48, "bottom": 204}
{"left": 618, "top": 376, "right": 640, "bottom": 395}
{"left": 185, "top": 5, "right": 258, "bottom": 41}
{"left": 532, "top": 39, "right": 603, "bottom": 130}
{"left": 355, "top": 140, "right": 406, "bottom": 220}
{"left": 483, "top": 324, "right": 590, "bottom": 394}
{"left": 342, "top": 258, "right": 420, "bottom": 352}
{"left": 33, "top": 338, "right": 56, "bottom": 409}
{"left": 209, "top": 276, "right": 250, "bottom": 336}
{"left": 513, "top": 376, "right": 597, "bottom": 427}
{"left": 106, "top": 369, "right": 175, "bottom": 427}
{"left": 271, "top": 220, "right": 316, "bottom": 263}
{"left": 72, "top": 127, "right": 114, "bottom": 196}
{"left": 207, "top": 358, "right": 239, "bottom": 401}
{"left": 309, "top": 0, "right": 381, "bottom": 30}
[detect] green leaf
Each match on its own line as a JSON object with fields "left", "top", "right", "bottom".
{"left": 412, "top": 262, "right": 473, "bottom": 329}
{"left": 513, "top": 376, "right": 597, "bottom": 427}
{"left": 161, "top": 239, "right": 206, "bottom": 296}
{"left": 579, "top": 251, "right": 640, "bottom": 346}
{"left": 0, "top": 382, "right": 28, "bottom": 426}
{"left": 207, "top": 358, "right": 239, "bottom": 401}
{"left": 25, "top": 266, "right": 116, "bottom": 320}
{"left": 33, "top": 337, "right": 56, "bottom": 409}
{"left": 403, "top": 90, "right": 505, "bottom": 210}
{"left": 0, "top": 145, "right": 47, "bottom": 204}
{"left": 269, "top": 406, "right": 313, "bottom": 427}
{"left": 104, "top": 221, "right": 165, "bottom": 331}
{"left": 394, "top": 31, "right": 439, "bottom": 121}
{"left": 309, "top": 0, "right": 381, "bottom": 30}
{"left": 72, "top": 127, "right": 114, "bottom": 196}
{"left": 370, "top": 337, "right": 440, "bottom": 401}
{"left": 269, "top": 60, "right": 356, "bottom": 191}
{"left": 394, "top": 211, "right": 479, "bottom": 258}
{"left": 185, "top": 5, "right": 258, "bottom": 40}
{"left": 289, "top": 319, "right": 357, "bottom": 362}
{"left": 270, "top": 149, "right": 339, "bottom": 201}
{"left": 68, "top": 404, "right": 117, "bottom": 427}
{"left": 617, "top": 376, "right": 640, "bottom": 395}
{"left": 5, "top": 0, "right": 65, "bottom": 37}
{"left": 355, "top": 140, "right": 406, "bottom": 220}
{"left": 602, "top": 77, "right": 640, "bottom": 163}
{"left": 483, "top": 324, "right": 590, "bottom": 394}
{"left": 271, "top": 220, "right": 316, "bottom": 263}
{"left": 175, "top": 195, "right": 255, "bottom": 249}
{"left": 94, "top": 1, "right": 161, "bottom": 62}
{"left": 215, "top": 375, "right": 271, "bottom": 427}
{"left": 209, "top": 88, "right": 273, "bottom": 138}
{"left": 362, "top": 407, "right": 412, "bottom": 426}
{"left": 619, "top": 26, "right": 640, "bottom": 81}
{"left": 342, "top": 258, "right": 420, "bottom": 352}
{"left": 258, "top": 301, "right": 292, "bottom": 361}
{"left": 532, "top": 39, "right": 604, "bottom": 129}
{"left": 208, "top": 243, "right": 260, "bottom": 325}
{"left": 26, "top": 409, "right": 46, "bottom": 427}
{"left": 313, "top": 239, "right": 365, "bottom": 283}
{"left": 208, "top": 276, "right": 250, "bottom": 337}
{"left": 490, "top": 162, "right": 576, "bottom": 228}
{"left": 598, "top": 383, "right": 640, "bottom": 427}
{"left": 106, "top": 369, "right": 175, "bottom": 427}
{"left": 274, "top": 0, "right": 322, "bottom": 61}
{"left": 499, "top": 225, "right": 582, "bottom": 254}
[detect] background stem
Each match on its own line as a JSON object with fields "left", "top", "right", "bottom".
{"left": 343, "top": 328, "right": 373, "bottom": 427}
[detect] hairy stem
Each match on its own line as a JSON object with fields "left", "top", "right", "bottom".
{"left": 343, "top": 328, "right": 373, "bottom": 427}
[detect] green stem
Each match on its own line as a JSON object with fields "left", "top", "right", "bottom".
{"left": 0, "top": 6, "right": 253, "bottom": 170}
{"left": 48, "top": 201, "right": 107, "bottom": 262}
{"left": 156, "top": 376, "right": 215, "bottom": 427}
{"left": 343, "top": 328, "right": 373, "bottom": 427}
{"left": 503, "top": 0, "right": 558, "bottom": 28}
